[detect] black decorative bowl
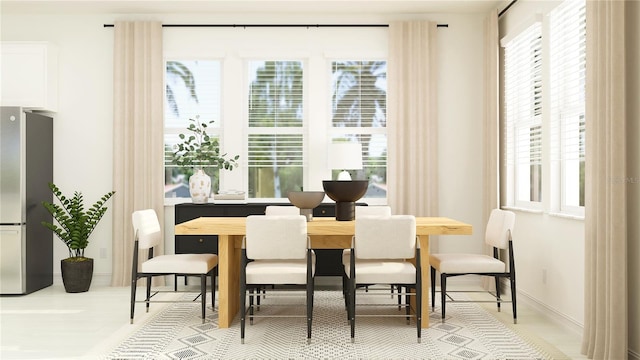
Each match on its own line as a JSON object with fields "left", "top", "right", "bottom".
{"left": 322, "top": 180, "right": 368, "bottom": 221}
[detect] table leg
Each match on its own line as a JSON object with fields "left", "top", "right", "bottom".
{"left": 419, "top": 234, "right": 430, "bottom": 328}
{"left": 218, "top": 234, "right": 241, "bottom": 328}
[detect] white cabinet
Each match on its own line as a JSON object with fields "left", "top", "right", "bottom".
{"left": 1, "top": 42, "right": 58, "bottom": 111}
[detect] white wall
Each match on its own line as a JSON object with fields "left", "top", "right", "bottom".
{"left": 1, "top": 13, "right": 115, "bottom": 280}
{"left": 0, "top": 11, "right": 487, "bottom": 285}
{"left": 434, "top": 13, "right": 485, "bottom": 256}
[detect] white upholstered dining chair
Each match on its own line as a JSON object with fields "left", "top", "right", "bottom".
{"left": 253, "top": 205, "right": 307, "bottom": 306}
{"left": 429, "top": 208, "right": 517, "bottom": 323}
{"left": 265, "top": 205, "right": 299, "bottom": 216}
{"left": 344, "top": 215, "right": 421, "bottom": 343}
{"left": 240, "top": 215, "right": 315, "bottom": 344}
{"left": 341, "top": 206, "right": 393, "bottom": 302}
{"left": 130, "top": 209, "right": 218, "bottom": 324}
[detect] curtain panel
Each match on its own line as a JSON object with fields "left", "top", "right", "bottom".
{"left": 111, "top": 21, "right": 165, "bottom": 287}
{"left": 483, "top": 10, "right": 499, "bottom": 229}
{"left": 483, "top": 10, "right": 500, "bottom": 291}
{"left": 582, "top": 1, "right": 628, "bottom": 358}
{"left": 387, "top": 21, "right": 438, "bottom": 217}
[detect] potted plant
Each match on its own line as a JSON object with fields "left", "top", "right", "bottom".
{"left": 41, "top": 183, "right": 115, "bottom": 293}
{"left": 172, "top": 115, "right": 239, "bottom": 203}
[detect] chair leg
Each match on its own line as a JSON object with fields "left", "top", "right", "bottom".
{"left": 145, "top": 276, "right": 152, "bottom": 313}
{"left": 249, "top": 288, "right": 255, "bottom": 325}
{"left": 240, "top": 282, "right": 246, "bottom": 344}
{"left": 430, "top": 267, "right": 436, "bottom": 311}
{"left": 510, "top": 276, "right": 518, "bottom": 324}
{"left": 405, "top": 289, "right": 410, "bottom": 324}
{"left": 416, "top": 283, "right": 422, "bottom": 343}
{"left": 130, "top": 277, "right": 137, "bottom": 324}
{"left": 495, "top": 275, "right": 501, "bottom": 312}
{"left": 397, "top": 285, "right": 402, "bottom": 311}
{"left": 257, "top": 287, "right": 262, "bottom": 311}
{"left": 342, "top": 273, "right": 348, "bottom": 310}
{"left": 200, "top": 274, "right": 207, "bottom": 324}
{"left": 440, "top": 274, "right": 447, "bottom": 323}
{"left": 350, "top": 277, "right": 356, "bottom": 343}
{"left": 211, "top": 272, "right": 216, "bottom": 310}
{"left": 307, "top": 278, "right": 314, "bottom": 344}
{"left": 345, "top": 278, "right": 352, "bottom": 322}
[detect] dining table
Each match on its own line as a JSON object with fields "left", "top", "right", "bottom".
{"left": 175, "top": 216, "right": 472, "bottom": 328}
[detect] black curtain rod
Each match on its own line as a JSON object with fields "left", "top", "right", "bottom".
{"left": 104, "top": 23, "right": 449, "bottom": 28}
{"left": 498, "top": 0, "right": 518, "bottom": 18}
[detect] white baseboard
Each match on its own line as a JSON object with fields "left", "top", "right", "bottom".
{"left": 442, "top": 277, "right": 584, "bottom": 337}
{"left": 507, "top": 283, "right": 584, "bottom": 337}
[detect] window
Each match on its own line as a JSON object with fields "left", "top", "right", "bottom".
{"left": 330, "top": 61, "right": 387, "bottom": 198}
{"left": 501, "top": 0, "right": 586, "bottom": 217}
{"left": 164, "top": 60, "right": 222, "bottom": 199}
{"left": 162, "top": 27, "right": 389, "bottom": 203}
{"left": 247, "top": 60, "right": 304, "bottom": 198}
{"left": 503, "top": 22, "right": 543, "bottom": 209}
{"left": 550, "top": 0, "right": 586, "bottom": 215}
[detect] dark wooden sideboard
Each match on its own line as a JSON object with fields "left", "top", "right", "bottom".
{"left": 174, "top": 202, "right": 355, "bottom": 276}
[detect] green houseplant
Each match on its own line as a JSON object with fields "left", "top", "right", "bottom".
{"left": 172, "top": 115, "right": 239, "bottom": 203}
{"left": 41, "top": 183, "right": 115, "bottom": 293}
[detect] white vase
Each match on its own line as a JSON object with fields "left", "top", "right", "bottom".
{"left": 189, "top": 169, "right": 211, "bottom": 204}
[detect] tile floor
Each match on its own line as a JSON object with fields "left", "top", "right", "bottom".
{"left": 0, "top": 277, "right": 587, "bottom": 359}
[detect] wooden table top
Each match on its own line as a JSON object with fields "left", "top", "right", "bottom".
{"left": 175, "top": 216, "right": 472, "bottom": 236}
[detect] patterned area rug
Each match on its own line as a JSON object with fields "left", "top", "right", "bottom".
{"left": 102, "top": 290, "right": 569, "bottom": 359}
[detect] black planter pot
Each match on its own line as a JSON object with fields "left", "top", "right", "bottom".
{"left": 61, "top": 257, "right": 94, "bottom": 293}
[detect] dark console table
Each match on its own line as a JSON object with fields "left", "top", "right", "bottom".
{"left": 174, "top": 202, "right": 355, "bottom": 276}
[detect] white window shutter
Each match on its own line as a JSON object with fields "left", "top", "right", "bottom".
{"left": 550, "top": 0, "right": 586, "bottom": 211}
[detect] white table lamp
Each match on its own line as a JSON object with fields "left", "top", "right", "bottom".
{"left": 329, "top": 142, "right": 363, "bottom": 180}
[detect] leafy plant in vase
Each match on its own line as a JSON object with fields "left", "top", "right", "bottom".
{"left": 172, "top": 115, "right": 239, "bottom": 203}
{"left": 41, "top": 183, "right": 115, "bottom": 293}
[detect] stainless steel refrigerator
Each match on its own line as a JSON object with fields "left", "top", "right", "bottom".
{"left": 0, "top": 106, "right": 53, "bottom": 294}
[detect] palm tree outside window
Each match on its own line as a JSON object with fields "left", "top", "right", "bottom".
{"left": 331, "top": 61, "right": 387, "bottom": 198}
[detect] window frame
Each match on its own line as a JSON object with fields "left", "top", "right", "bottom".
{"left": 328, "top": 59, "right": 388, "bottom": 199}
{"left": 244, "top": 59, "right": 307, "bottom": 200}
{"left": 502, "top": 20, "right": 544, "bottom": 211}
{"left": 501, "top": 0, "right": 586, "bottom": 219}
{"left": 163, "top": 58, "right": 225, "bottom": 205}
{"left": 162, "top": 27, "right": 390, "bottom": 205}
{"left": 549, "top": 0, "right": 586, "bottom": 218}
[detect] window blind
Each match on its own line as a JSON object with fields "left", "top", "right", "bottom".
{"left": 248, "top": 61, "right": 303, "bottom": 128}
{"left": 331, "top": 61, "right": 387, "bottom": 128}
{"left": 163, "top": 60, "right": 222, "bottom": 168}
{"left": 247, "top": 60, "right": 304, "bottom": 168}
{"left": 330, "top": 61, "right": 387, "bottom": 176}
{"left": 550, "top": 0, "right": 586, "bottom": 208}
{"left": 165, "top": 60, "right": 221, "bottom": 130}
{"left": 504, "top": 22, "right": 543, "bottom": 204}
{"left": 247, "top": 134, "right": 304, "bottom": 168}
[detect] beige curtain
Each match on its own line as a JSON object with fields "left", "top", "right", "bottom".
{"left": 387, "top": 21, "right": 438, "bottom": 217}
{"left": 582, "top": 1, "right": 628, "bottom": 358}
{"left": 483, "top": 10, "right": 500, "bottom": 290}
{"left": 483, "top": 10, "right": 500, "bottom": 233}
{"left": 111, "top": 21, "right": 165, "bottom": 287}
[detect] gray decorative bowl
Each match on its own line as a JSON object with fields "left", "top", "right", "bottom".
{"left": 287, "top": 191, "right": 325, "bottom": 221}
